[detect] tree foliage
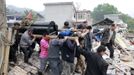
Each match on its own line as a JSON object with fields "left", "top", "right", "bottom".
{"left": 91, "top": 3, "right": 134, "bottom": 29}
{"left": 120, "top": 13, "right": 134, "bottom": 29}
{"left": 91, "top": 3, "right": 118, "bottom": 21}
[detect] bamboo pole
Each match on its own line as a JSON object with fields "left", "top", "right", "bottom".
{"left": 33, "top": 34, "right": 78, "bottom": 40}
{"left": 18, "top": 33, "right": 78, "bottom": 40}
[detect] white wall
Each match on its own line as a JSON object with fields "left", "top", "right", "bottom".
{"left": 45, "top": 4, "right": 75, "bottom": 29}
{"left": 75, "top": 11, "right": 93, "bottom": 25}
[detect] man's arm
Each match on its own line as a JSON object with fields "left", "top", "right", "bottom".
{"left": 23, "top": 35, "right": 35, "bottom": 46}
{"left": 80, "top": 30, "right": 89, "bottom": 37}
{"left": 94, "top": 28, "right": 107, "bottom": 36}
{"left": 97, "top": 58, "right": 109, "bottom": 75}
{"left": 75, "top": 38, "right": 90, "bottom": 56}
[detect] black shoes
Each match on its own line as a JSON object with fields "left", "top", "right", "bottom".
{"left": 25, "top": 62, "right": 33, "bottom": 66}
{"left": 75, "top": 70, "right": 81, "bottom": 73}
{"left": 38, "top": 71, "right": 43, "bottom": 75}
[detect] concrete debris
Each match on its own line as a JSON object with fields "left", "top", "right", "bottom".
{"left": 8, "top": 66, "right": 27, "bottom": 75}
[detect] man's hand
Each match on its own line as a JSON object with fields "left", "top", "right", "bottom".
{"left": 75, "top": 37, "right": 80, "bottom": 46}
{"left": 80, "top": 29, "right": 89, "bottom": 37}
{"left": 72, "top": 29, "right": 78, "bottom": 32}
{"left": 32, "top": 38, "right": 36, "bottom": 41}
{"left": 64, "top": 36, "right": 68, "bottom": 40}
{"left": 74, "top": 37, "right": 78, "bottom": 42}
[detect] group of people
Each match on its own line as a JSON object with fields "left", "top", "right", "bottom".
{"left": 9, "top": 21, "right": 117, "bottom": 75}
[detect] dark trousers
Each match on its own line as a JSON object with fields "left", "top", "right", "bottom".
{"left": 49, "top": 58, "right": 62, "bottom": 75}
{"left": 105, "top": 43, "right": 114, "bottom": 58}
{"left": 9, "top": 44, "right": 17, "bottom": 63}
{"left": 20, "top": 47, "right": 33, "bottom": 63}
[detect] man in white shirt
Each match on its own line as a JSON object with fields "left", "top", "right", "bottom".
{"left": 95, "top": 24, "right": 117, "bottom": 58}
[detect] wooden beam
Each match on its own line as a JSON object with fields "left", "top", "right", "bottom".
{"left": 0, "top": 0, "right": 12, "bottom": 74}
{"left": 34, "top": 34, "right": 78, "bottom": 40}
{"left": 2, "top": 28, "right": 12, "bottom": 75}
{"left": 19, "top": 33, "right": 78, "bottom": 40}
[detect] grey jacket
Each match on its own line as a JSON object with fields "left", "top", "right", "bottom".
{"left": 48, "top": 39, "right": 63, "bottom": 59}
{"left": 96, "top": 28, "right": 116, "bottom": 45}
{"left": 20, "top": 31, "right": 33, "bottom": 47}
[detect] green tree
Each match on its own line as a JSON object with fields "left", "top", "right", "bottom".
{"left": 91, "top": 3, "right": 118, "bottom": 22}
{"left": 91, "top": 3, "right": 134, "bottom": 29}
{"left": 120, "top": 13, "right": 134, "bottom": 29}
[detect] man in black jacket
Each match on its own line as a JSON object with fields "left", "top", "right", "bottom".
{"left": 75, "top": 38, "right": 109, "bottom": 75}
{"left": 9, "top": 22, "right": 20, "bottom": 64}
{"left": 61, "top": 39, "right": 76, "bottom": 75}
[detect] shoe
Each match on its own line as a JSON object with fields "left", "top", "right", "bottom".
{"left": 75, "top": 70, "right": 81, "bottom": 73}
{"left": 38, "top": 71, "right": 43, "bottom": 75}
{"left": 9, "top": 62, "right": 15, "bottom": 67}
{"left": 25, "top": 62, "right": 32, "bottom": 66}
{"left": 110, "top": 56, "right": 114, "bottom": 60}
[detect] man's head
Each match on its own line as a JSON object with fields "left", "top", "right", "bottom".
{"left": 83, "top": 21, "right": 87, "bottom": 25}
{"left": 14, "top": 22, "right": 20, "bottom": 29}
{"left": 83, "top": 21, "right": 88, "bottom": 28}
{"left": 110, "top": 24, "right": 117, "bottom": 31}
{"left": 49, "top": 21, "right": 56, "bottom": 26}
{"left": 27, "top": 28, "right": 33, "bottom": 36}
{"left": 86, "top": 26, "right": 92, "bottom": 31}
{"left": 97, "top": 45, "right": 106, "bottom": 56}
{"left": 64, "top": 21, "right": 69, "bottom": 28}
{"left": 77, "top": 24, "right": 84, "bottom": 29}
{"left": 43, "top": 32, "right": 49, "bottom": 40}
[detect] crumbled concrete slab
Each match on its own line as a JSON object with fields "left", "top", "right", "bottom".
{"left": 24, "top": 67, "right": 32, "bottom": 72}
{"left": 9, "top": 66, "right": 27, "bottom": 75}
{"left": 31, "top": 69, "right": 38, "bottom": 74}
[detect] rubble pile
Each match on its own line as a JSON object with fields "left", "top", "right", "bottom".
{"left": 8, "top": 52, "right": 39, "bottom": 75}
{"left": 8, "top": 32, "right": 134, "bottom": 75}
{"left": 105, "top": 33, "right": 134, "bottom": 75}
